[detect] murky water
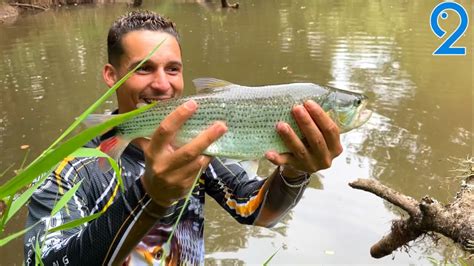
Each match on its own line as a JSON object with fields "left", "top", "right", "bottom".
{"left": 0, "top": 0, "right": 472, "bottom": 264}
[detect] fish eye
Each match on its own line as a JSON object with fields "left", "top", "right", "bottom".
{"left": 355, "top": 98, "right": 362, "bottom": 106}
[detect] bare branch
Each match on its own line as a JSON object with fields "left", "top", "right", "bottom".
{"left": 349, "top": 178, "right": 421, "bottom": 217}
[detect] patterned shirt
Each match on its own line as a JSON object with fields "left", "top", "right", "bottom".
{"left": 24, "top": 134, "right": 276, "bottom": 266}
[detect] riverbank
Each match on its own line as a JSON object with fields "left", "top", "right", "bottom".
{"left": 0, "top": 3, "right": 19, "bottom": 23}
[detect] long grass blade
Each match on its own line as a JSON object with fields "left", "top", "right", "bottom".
{"left": 50, "top": 180, "right": 83, "bottom": 217}
{"left": 28, "top": 38, "right": 166, "bottom": 169}
{"left": 47, "top": 212, "right": 102, "bottom": 233}
{"left": 69, "top": 147, "right": 123, "bottom": 191}
{"left": 0, "top": 195, "right": 13, "bottom": 232}
{"left": 262, "top": 246, "right": 282, "bottom": 265}
{"left": 35, "top": 236, "right": 44, "bottom": 266}
{"left": 19, "top": 148, "right": 30, "bottom": 171}
{"left": 4, "top": 173, "right": 49, "bottom": 225}
{"left": 165, "top": 167, "right": 204, "bottom": 248}
{"left": 0, "top": 163, "right": 15, "bottom": 180}
{"left": 0, "top": 102, "right": 156, "bottom": 199}
{"left": 0, "top": 220, "right": 40, "bottom": 246}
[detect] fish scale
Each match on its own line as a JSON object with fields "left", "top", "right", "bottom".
{"left": 106, "top": 79, "right": 371, "bottom": 160}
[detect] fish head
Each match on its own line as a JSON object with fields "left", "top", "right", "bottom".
{"left": 323, "top": 90, "right": 372, "bottom": 133}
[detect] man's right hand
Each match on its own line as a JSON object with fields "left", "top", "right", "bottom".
{"left": 141, "top": 100, "right": 227, "bottom": 207}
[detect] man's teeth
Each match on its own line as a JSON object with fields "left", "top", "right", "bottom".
{"left": 142, "top": 97, "right": 172, "bottom": 104}
{"left": 143, "top": 98, "right": 158, "bottom": 104}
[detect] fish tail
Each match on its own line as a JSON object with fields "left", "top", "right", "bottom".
{"left": 83, "top": 114, "right": 131, "bottom": 171}
{"left": 97, "top": 135, "right": 131, "bottom": 172}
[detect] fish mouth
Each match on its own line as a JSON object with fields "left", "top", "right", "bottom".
{"left": 352, "top": 101, "right": 372, "bottom": 129}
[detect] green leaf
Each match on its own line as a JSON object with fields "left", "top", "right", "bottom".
{"left": 50, "top": 180, "right": 84, "bottom": 217}
{"left": 0, "top": 195, "right": 14, "bottom": 231}
{"left": 27, "top": 38, "right": 166, "bottom": 170}
{"left": 4, "top": 173, "right": 49, "bottom": 225}
{"left": 69, "top": 147, "right": 123, "bottom": 191}
{"left": 0, "top": 38, "right": 165, "bottom": 200}
{"left": 47, "top": 212, "right": 102, "bottom": 233}
{"left": 457, "top": 257, "right": 469, "bottom": 266}
{"left": 35, "top": 236, "right": 44, "bottom": 266}
{"left": 263, "top": 246, "right": 282, "bottom": 265}
{"left": 0, "top": 163, "right": 15, "bottom": 179}
{"left": 0, "top": 221, "right": 40, "bottom": 247}
{"left": 0, "top": 102, "right": 156, "bottom": 199}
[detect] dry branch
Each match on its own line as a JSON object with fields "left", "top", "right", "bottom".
{"left": 349, "top": 159, "right": 473, "bottom": 258}
{"left": 221, "top": 0, "right": 238, "bottom": 8}
{"left": 9, "top": 2, "right": 48, "bottom": 10}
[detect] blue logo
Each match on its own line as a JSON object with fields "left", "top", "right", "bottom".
{"left": 430, "top": 2, "right": 469, "bottom": 56}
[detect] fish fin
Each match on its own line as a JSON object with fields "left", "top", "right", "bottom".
{"left": 192, "top": 78, "right": 235, "bottom": 93}
{"left": 97, "top": 135, "right": 131, "bottom": 172}
{"left": 83, "top": 114, "right": 114, "bottom": 128}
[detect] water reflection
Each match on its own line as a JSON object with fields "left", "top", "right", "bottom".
{"left": 0, "top": 0, "right": 472, "bottom": 264}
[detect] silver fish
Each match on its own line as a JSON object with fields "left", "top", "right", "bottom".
{"left": 86, "top": 78, "right": 372, "bottom": 161}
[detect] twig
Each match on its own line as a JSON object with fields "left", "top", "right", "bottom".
{"left": 9, "top": 3, "right": 48, "bottom": 11}
{"left": 349, "top": 178, "right": 421, "bottom": 218}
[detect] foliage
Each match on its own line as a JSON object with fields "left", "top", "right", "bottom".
{"left": 0, "top": 39, "right": 165, "bottom": 254}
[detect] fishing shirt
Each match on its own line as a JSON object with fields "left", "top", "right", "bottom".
{"left": 24, "top": 133, "right": 307, "bottom": 265}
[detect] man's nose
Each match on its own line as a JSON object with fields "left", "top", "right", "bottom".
{"left": 150, "top": 69, "right": 171, "bottom": 93}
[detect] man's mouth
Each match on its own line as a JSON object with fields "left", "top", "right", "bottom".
{"left": 141, "top": 96, "right": 172, "bottom": 104}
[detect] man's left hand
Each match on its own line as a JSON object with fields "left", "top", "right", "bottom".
{"left": 265, "top": 100, "right": 343, "bottom": 178}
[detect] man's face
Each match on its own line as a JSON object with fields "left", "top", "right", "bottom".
{"left": 105, "top": 30, "right": 184, "bottom": 114}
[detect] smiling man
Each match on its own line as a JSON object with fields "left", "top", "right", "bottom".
{"left": 24, "top": 11, "right": 342, "bottom": 265}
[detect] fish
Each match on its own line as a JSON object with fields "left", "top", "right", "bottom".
{"left": 85, "top": 78, "right": 372, "bottom": 162}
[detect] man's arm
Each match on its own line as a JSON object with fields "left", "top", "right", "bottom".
{"left": 256, "top": 100, "right": 343, "bottom": 226}
{"left": 204, "top": 158, "right": 309, "bottom": 227}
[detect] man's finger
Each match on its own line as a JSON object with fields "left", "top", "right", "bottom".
{"left": 150, "top": 100, "right": 198, "bottom": 152}
{"left": 292, "top": 105, "right": 329, "bottom": 155}
{"left": 179, "top": 155, "right": 213, "bottom": 179}
{"left": 275, "top": 121, "right": 310, "bottom": 161}
{"left": 304, "top": 100, "right": 342, "bottom": 156}
{"left": 265, "top": 151, "right": 294, "bottom": 166}
{"left": 170, "top": 121, "right": 227, "bottom": 169}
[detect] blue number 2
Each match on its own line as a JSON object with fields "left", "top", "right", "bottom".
{"left": 430, "top": 2, "right": 469, "bottom": 55}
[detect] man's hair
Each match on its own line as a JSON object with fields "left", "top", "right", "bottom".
{"left": 107, "top": 10, "right": 179, "bottom": 67}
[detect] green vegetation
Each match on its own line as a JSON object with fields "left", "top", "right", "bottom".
{"left": 0, "top": 39, "right": 165, "bottom": 259}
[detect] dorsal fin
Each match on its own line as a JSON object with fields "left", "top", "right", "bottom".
{"left": 192, "top": 78, "right": 235, "bottom": 93}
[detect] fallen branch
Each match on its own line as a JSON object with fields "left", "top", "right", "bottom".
{"left": 9, "top": 2, "right": 48, "bottom": 11}
{"left": 349, "top": 158, "right": 474, "bottom": 258}
{"left": 221, "top": 0, "right": 238, "bottom": 8}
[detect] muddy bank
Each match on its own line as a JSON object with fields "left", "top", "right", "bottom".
{"left": 0, "top": 3, "right": 19, "bottom": 23}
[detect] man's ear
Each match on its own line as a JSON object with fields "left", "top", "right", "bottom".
{"left": 103, "top": 63, "right": 118, "bottom": 88}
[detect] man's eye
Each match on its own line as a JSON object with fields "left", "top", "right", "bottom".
{"left": 136, "top": 66, "right": 153, "bottom": 73}
{"left": 166, "top": 66, "right": 181, "bottom": 74}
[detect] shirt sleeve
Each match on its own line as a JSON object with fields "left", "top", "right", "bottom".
{"left": 23, "top": 157, "right": 165, "bottom": 266}
{"left": 203, "top": 157, "right": 268, "bottom": 224}
{"left": 204, "top": 157, "right": 309, "bottom": 227}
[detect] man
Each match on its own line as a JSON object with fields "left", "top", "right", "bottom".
{"left": 24, "top": 10, "right": 342, "bottom": 265}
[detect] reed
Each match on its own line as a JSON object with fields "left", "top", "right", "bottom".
{"left": 0, "top": 39, "right": 165, "bottom": 255}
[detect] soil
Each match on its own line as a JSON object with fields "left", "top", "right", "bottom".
{"left": 0, "top": 3, "right": 19, "bottom": 24}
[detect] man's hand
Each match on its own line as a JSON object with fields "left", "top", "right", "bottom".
{"left": 141, "top": 100, "right": 227, "bottom": 207}
{"left": 265, "top": 100, "right": 343, "bottom": 177}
